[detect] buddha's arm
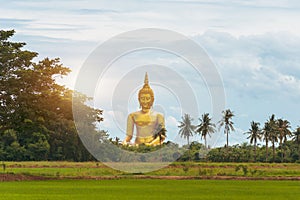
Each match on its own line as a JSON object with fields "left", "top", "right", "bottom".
{"left": 157, "top": 113, "right": 165, "bottom": 128}
{"left": 149, "top": 113, "right": 166, "bottom": 146}
{"left": 122, "top": 114, "right": 134, "bottom": 145}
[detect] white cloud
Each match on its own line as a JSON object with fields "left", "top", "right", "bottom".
{"left": 2, "top": 0, "right": 300, "bottom": 42}
{"left": 166, "top": 115, "right": 179, "bottom": 127}
{"left": 195, "top": 31, "right": 300, "bottom": 97}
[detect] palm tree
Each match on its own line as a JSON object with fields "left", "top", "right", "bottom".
{"left": 153, "top": 123, "right": 167, "bottom": 146}
{"left": 292, "top": 127, "right": 300, "bottom": 160}
{"left": 277, "top": 119, "right": 292, "bottom": 162}
{"left": 262, "top": 122, "right": 271, "bottom": 162}
{"left": 262, "top": 114, "right": 276, "bottom": 162}
{"left": 245, "top": 121, "right": 261, "bottom": 162}
{"left": 267, "top": 115, "right": 279, "bottom": 162}
{"left": 178, "top": 114, "right": 196, "bottom": 146}
{"left": 218, "top": 109, "right": 235, "bottom": 148}
{"left": 196, "top": 113, "right": 216, "bottom": 149}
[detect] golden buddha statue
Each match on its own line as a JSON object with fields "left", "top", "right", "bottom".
{"left": 122, "top": 73, "right": 166, "bottom": 146}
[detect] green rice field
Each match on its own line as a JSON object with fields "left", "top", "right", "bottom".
{"left": 0, "top": 179, "right": 299, "bottom": 200}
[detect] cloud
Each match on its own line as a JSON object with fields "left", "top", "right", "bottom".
{"left": 195, "top": 31, "right": 300, "bottom": 98}
{"left": 74, "top": 9, "right": 119, "bottom": 15}
{"left": 2, "top": 0, "right": 300, "bottom": 43}
{"left": 166, "top": 115, "right": 179, "bottom": 127}
{"left": 0, "top": 18, "right": 34, "bottom": 29}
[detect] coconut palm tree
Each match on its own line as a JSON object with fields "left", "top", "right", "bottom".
{"left": 262, "top": 122, "right": 271, "bottom": 162}
{"left": 262, "top": 114, "right": 276, "bottom": 162}
{"left": 245, "top": 121, "right": 261, "bottom": 162}
{"left": 267, "top": 115, "right": 279, "bottom": 162}
{"left": 196, "top": 113, "right": 216, "bottom": 149}
{"left": 277, "top": 119, "right": 292, "bottom": 162}
{"left": 153, "top": 123, "right": 167, "bottom": 146}
{"left": 292, "top": 127, "right": 300, "bottom": 160}
{"left": 218, "top": 109, "right": 235, "bottom": 148}
{"left": 178, "top": 114, "right": 196, "bottom": 146}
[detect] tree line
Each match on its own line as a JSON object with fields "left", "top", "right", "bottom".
{"left": 177, "top": 110, "right": 300, "bottom": 163}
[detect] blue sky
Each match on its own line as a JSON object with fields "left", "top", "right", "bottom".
{"left": 1, "top": 0, "right": 300, "bottom": 147}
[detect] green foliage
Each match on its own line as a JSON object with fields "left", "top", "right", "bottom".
{"left": 0, "top": 30, "right": 102, "bottom": 161}
{"left": 178, "top": 114, "right": 196, "bottom": 145}
{"left": 235, "top": 165, "right": 248, "bottom": 176}
{"left": 195, "top": 113, "right": 216, "bottom": 148}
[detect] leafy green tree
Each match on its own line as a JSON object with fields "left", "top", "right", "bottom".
{"left": 196, "top": 113, "right": 215, "bottom": 149}
{"left": 218, "top": 109, "right": 235, "bottom": 148}
{"left": 0, "top": 129, "right": 25, "bottom": 161}
{"left": 178, "top": 114, "right": 195, "bottom": 146}
{"left": 0, "top": 30, "right": 103, "bottom": 161}
{"left": 245, "top": 121, "right": 261, "bottom": 162}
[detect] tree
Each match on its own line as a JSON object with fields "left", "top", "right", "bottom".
{"left": 153, "top": 123, "right": 167, "bottom": 146}
{"left": 262, "top": 123, "right": 270, "bottom": 162}
{"left": 0, "top": 30, "right": 103, "bottom": 161}
{"left": 262, "top": 114, "right": 277, "bottom": 162}
{"left": 196, "top": 113, "right": 215, "bottom": 149}
{"left": 218, "top": 109, "right": 235, "bottom": 148}
{"left": 267, "top": 115, "right": 279, "bottom": 162}
{"left": 292, "top": 127, "right": 300, "bottom": 160}
{"left": 245, "top": 121, "right": 261, "bottom": 162}
{"left": 178, "top": 114, "right": 195, "bottom": 146}
{"left": 277, "top": 119, "right": 292, "bottom": 162}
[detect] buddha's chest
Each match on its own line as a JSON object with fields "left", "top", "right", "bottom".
{"left": 134, "top": 114, "right": 157, "bottom": 127}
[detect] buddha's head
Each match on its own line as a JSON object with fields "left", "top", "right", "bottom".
{"left": 138, "top": 72, "right": 154, "bottom": 111}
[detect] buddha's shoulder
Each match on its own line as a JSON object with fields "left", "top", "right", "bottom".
{"left": 127, "top": 111, "right": 164, "bottom": 117}
{"left": 128, "top": 111, "right": 142, "bottom": 118}
{"left": 151, "top": 111, "right": 164, "bottom": 118}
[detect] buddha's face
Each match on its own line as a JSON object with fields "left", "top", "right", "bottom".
{"left": 139, "top": 93, "right": 153, "bottom": 110}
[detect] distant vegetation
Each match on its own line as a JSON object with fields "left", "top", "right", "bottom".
{"left": 0, "top": 30, "right": 299, "bottom": 163}
{"left": 1, "top": 161, "right": 300, "bottom": 178}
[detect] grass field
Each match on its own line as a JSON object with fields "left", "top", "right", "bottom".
{"left": 0, "top": 179, "right": 299, "bottom": 200}
{"left": 1, "top": 161, "right": 300, "bottom": 178}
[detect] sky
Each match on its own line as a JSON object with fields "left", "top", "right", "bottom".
{"left": 1, "top": 0, "right": 300, "bottom": 147}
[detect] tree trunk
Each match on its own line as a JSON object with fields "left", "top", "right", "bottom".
{"left": 298, "top": 142, "right": 300, "bottom": 161}
{"left": 272, "top": 142, "right": 275, "bottom": 162}
{"left": 280, "top": 139, "right": 283, "bottom": 163}
{"left": 205, "top": 137, "right": 207, "bottom": 149}
{"left": 187, "top": 135, "right": 191, "bottom": 161}
{"left": 283, "top": 142, "right": 286, "bottom": 162}
{"left": 254, "top": 141, "right": 257, "bottom": 162}
{"left": 226, "top": 126, "right": 229, "bottom": 148}
{"left": 265, "top": 139, "right": 268, "bottom": 162}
